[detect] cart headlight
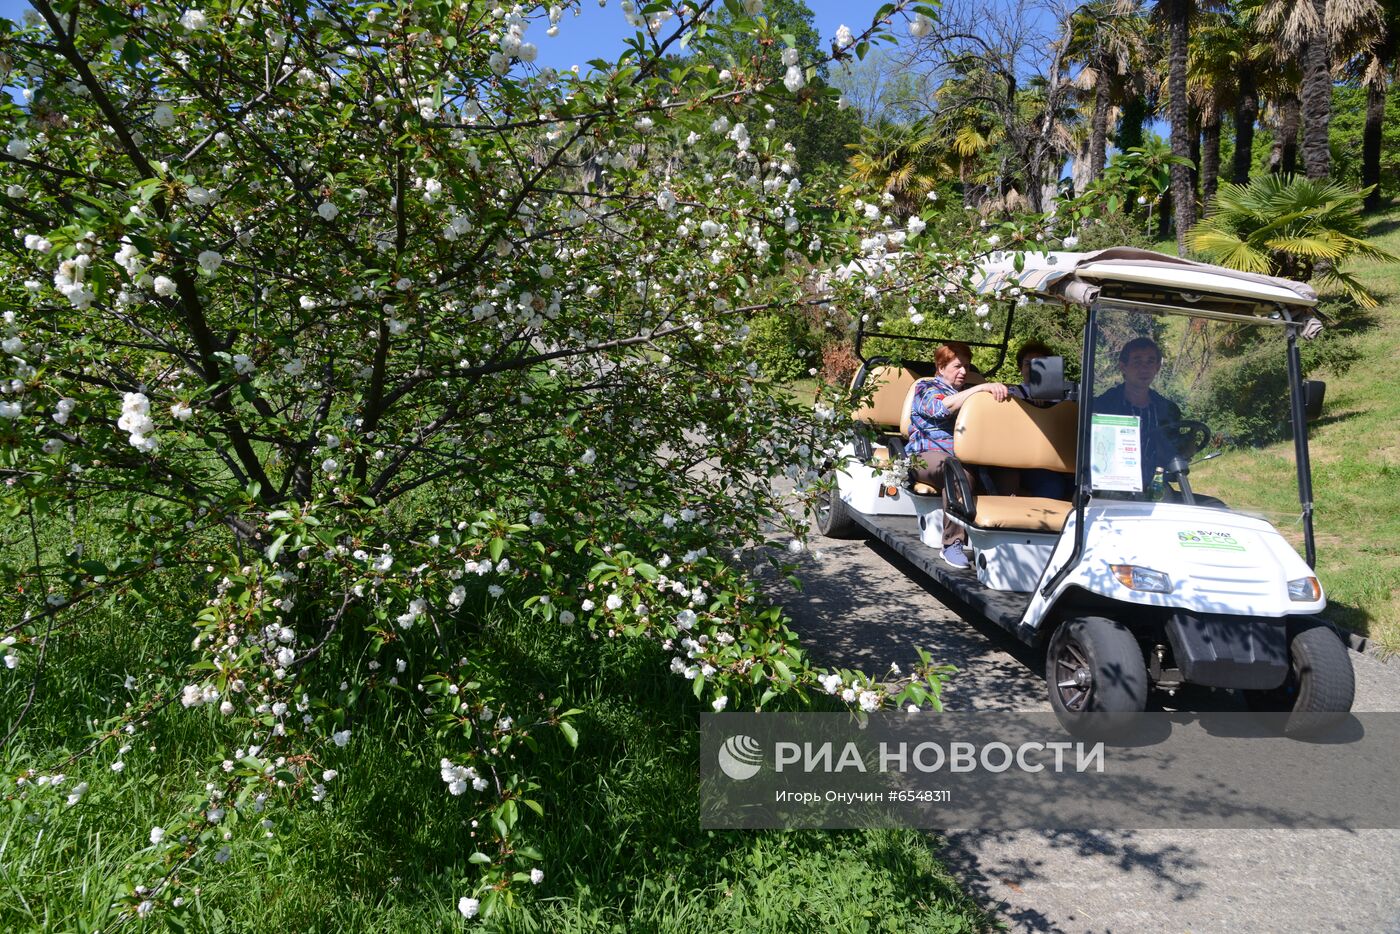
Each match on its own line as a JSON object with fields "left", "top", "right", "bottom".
{"left": 1287, "top": 576, "right": 1321, "bottom": 602}
{"left": 1110, "top": 565, "right": 1173, "bottom": 593}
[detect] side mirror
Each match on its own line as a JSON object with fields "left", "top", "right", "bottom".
{"left": 1303, "top": 380, "right": 1325, "bottom": 421}
{"left": 1025, "top": 356, "right": 1068, "bottom": 401}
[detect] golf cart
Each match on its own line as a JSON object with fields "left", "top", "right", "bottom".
{"left": 815, "top": 248, "right": 1355, "bottom": 734}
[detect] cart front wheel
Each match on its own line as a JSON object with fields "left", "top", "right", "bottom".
{"left": 1047, "top": 616, "right": 1148, "bottom": 737}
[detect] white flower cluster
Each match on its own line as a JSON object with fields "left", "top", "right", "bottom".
{"left": 180, "top": 682, "right": 221, "bottom": 707}
{"left": 817, "top": 673, "right": 884, "bottom": 711}
{"left": 117, "top": 392, "right": 159, "bottom": 452}
{"left": 439, "top": 757, "right": 489, "bottom": 795}
{"left": 53, "top": 253, "right": 95, "bottom": 310}
{"left": 489, "top": 7, "right": 537, "bottom": 73}
{"left": 396, "top": 597, "right": 428, "bottom": 629}
{"left": 180, "top": 8, "right": 209, "bottom": 31}
{"left": 781, "top": 47, "right": 805, "bottom": 93}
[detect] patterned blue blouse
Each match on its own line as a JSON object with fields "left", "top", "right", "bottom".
{"left": 905, "top": 375, "right": 958, "bottom": 456}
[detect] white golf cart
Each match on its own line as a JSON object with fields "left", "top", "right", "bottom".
{"left": 815, "top": 248, "right": 1355, "bottom": 734}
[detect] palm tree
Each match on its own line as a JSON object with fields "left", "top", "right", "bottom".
{"left": 1359, "top": 28, "right": 1397, "bottom": 211}
{"left": 1064, "top": 0, "right": 1151, "bottom": 184}
{"left": 1188, "top": 174, "right": 1399, "bottom": 304}
{"left": 844, "top": 119, "right": 949, "bottom": 216}
{"left": 1188, "top": 12, "right": 1247, "bottom": 210}
{"left": 1337, "top": 0, "right": 1399, "bottom": 210}
{"left": 1156, "top": 0, "right": 1198, "bottom": 255}
{"left": 928, "top": 62, "right": 1078, "bottom": 214}
{"left": 1253, "top": 0, "right": 1385, "bottom": 180}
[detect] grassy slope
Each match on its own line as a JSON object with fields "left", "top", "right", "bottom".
{"left": 1181, "top": 209, "right": 1400, "bottom": 651}
{"left": 1299, "top": 209, "right": 1400, "bottom": 650}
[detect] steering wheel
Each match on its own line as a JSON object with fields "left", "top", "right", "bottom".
{"left": 1157, "top": 419, "right": 1213, "bottom": 460}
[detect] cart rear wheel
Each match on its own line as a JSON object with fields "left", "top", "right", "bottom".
{"left": 1047, "top": 617, "right": 1148, "bottom": 737}
{"left": 814, "top": 476, "right": 860, "bottom": 539}
{"left": 1244, "top": 622, "right": 1354, "bottom": 736}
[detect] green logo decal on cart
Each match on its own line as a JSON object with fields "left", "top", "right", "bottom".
{"left": 1177, "top": 530, "right": 1246, "bottom": 551}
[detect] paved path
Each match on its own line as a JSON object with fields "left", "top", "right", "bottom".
{"left": 760, "top": 531, "right": 1400, "bottom": 933}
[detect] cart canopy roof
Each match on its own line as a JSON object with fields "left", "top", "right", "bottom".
{"left": 973, "top": 248, "right": 1318, "bottom": 317}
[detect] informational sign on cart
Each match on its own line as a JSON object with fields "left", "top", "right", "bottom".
{"left": 1090, "top": 414, "right": 1143, "bottom": 492}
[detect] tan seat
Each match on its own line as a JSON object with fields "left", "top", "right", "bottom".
{"left": 972, "top": 496, "right": 1073, "bottom": 532}
{"left": 851, "top": 366, "right": 918, "bottom": 432}
{"left": 952, "top": 394, "right": 1079, "bottom": 532}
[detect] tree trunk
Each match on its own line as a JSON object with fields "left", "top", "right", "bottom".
{"left": 1089, "top": 66, "right": 1111, "bottom": 181}
{"left": 1072, "top": 137, "right": 1093, "bottom": 197}
{"left": 1119, "top": 93, "right": 1148, "bottom": 152}
{"left": 1300, "top": 5, "right": 1333, "bottom": 181}
{"left": 1166, "top": 0, "right": 1195, "bottom": 255}
{"left": 1269, "top": 93, "right": 1302, "bottom": 175}
{"left": 1189, "top": 107, "right": 1201, "bottom": 204}
{"left": 1233, "top": 63, "right": 1258, "bottom": 183}
{"left": 1201, "top": 112, "right": 1221, "bottom": 214}
{"left": 1363, "top": 77, "right": 1386, "bottom": 211}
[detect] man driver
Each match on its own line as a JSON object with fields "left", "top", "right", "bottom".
{"left": 1094, "top": 337, "right": 1183, "bottom": 493}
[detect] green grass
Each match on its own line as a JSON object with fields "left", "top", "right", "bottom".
{"left": 0, "top": 552, "right": 988, "bottom": 933}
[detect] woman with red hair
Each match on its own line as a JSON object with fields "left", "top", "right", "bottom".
{"left": 907, "top": 341, "right": 1011, "bottom": 569}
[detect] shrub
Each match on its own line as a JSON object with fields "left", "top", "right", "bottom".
{"left": 746, "top": 312, "right": 822, "bottom": 382}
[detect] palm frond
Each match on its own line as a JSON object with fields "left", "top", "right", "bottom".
{"left": 1265, "top": 232, "right": 1351, "bottom": 260}
{"left": 1312, "top": 265, "right": 1379, "bottom": 307}
{"left": 1187, "top": 228, "right": 1276, "bottom": 274}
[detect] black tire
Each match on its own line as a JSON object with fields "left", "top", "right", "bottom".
{"left": 1046, "top": 616, "right": 1149, "bottom": 738}
{"left": 1244, "top": 622, "right": 1354, "bottom": 736}
{"left": 813, "top": 477, "right": 861, "bottom": 539}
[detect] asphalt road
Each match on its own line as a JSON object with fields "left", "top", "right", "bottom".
{"left": 760, "top": 531, "right": 1400, "bottom": 934}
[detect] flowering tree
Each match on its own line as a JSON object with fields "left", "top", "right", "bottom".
{"left": 0, "top": 0, "right": 1003, "bottom": 921}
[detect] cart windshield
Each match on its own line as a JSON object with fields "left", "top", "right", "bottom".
{"left": 1085, "top": 304, "right": 1305, "bottom": 535}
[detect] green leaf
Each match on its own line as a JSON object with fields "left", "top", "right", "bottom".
{"left": 559, "top": 721, "right": 578, "bottom": 749}
{"left": 489, "top": 537, "right": 505, "bottom": 562}
{"left": 264, "top": 532, "right": 290, "bottom": 562}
